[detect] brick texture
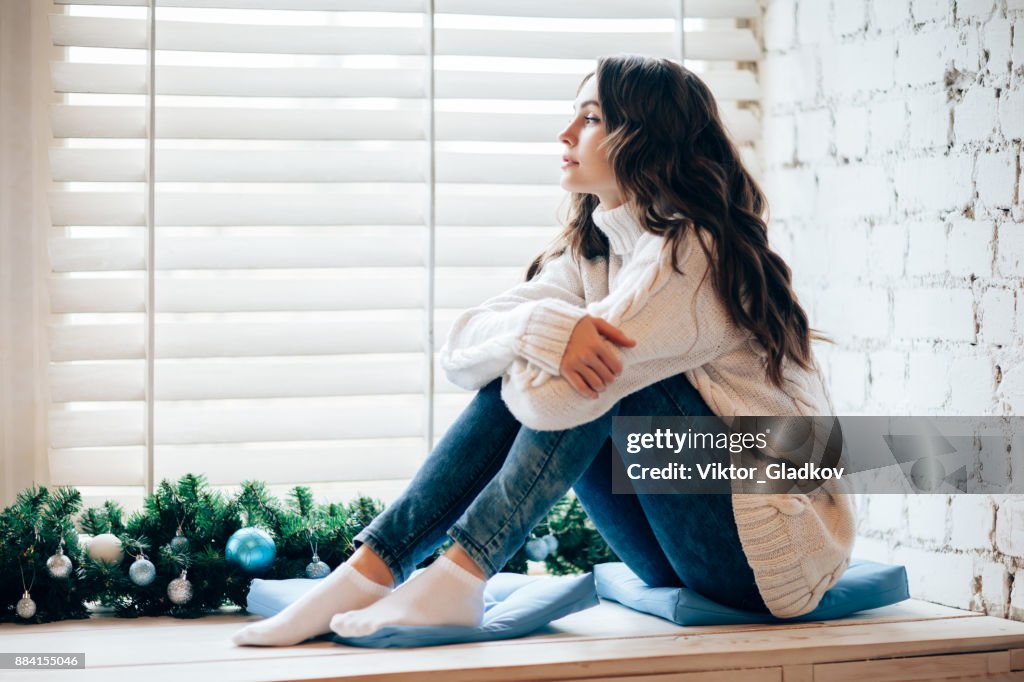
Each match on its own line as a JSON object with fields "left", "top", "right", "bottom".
{"left": 760, "top": 0, "right": 1022, "bottom": 620}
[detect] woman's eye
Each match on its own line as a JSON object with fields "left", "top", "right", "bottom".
{"left": 583, "top": 115, "right": 600, "bottom": 125}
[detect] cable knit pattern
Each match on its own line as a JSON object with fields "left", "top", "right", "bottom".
{"left": 438, "top": 202, "right": 857, "bottom": 618}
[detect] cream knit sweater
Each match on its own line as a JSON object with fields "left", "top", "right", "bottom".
{"left": 439, "top": 201, "right": 857, "bottom": 618}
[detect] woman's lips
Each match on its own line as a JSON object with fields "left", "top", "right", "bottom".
{"left": 561, "top": 157, "right": 579, "bottom": 170}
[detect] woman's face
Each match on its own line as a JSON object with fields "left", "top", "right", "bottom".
{"left": 557, "top": 76, "right": 622, "bottom": 208}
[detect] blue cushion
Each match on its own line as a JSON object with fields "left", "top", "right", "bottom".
{"left": 593, "top": 558, "right": 909, "bottom": 626}
{"left": 245, "top": 568, "right": 599, "bottom": 648}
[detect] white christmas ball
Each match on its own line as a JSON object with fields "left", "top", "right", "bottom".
{"left": 87, "top": 533, "right": 124, "bottom": 565}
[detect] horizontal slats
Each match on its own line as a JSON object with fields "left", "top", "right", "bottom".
{"left": 49, "top": 395, "right": 425, "bottom": 447}
{"left": 47, "top": 268, "right": 524, "bottom": 312}
{"left": 437, "top": 29, "right": 681, "bottom": 60}
{"left": 48, "top": 354, "right": 471, "bottom": 402}
{"left": 51, "top": 106, "right": 566, "bottom": 141}
{"left": 50, "top": 16, "right": 426, "bottom": 55}
{"left": 49, "top": 149, "right": 559, "bottom": 184}
{"left": 48, "top": 191, "right": 426, "bottom": 226}
{"left": 703, "top": 71, "right": 760, "bottom": 102}
{"left": 52, "top": 63, "right": 759, "bottom": 100}
{"left": 50, "top": 16, "right": 759, "bottom": 61}
{"left": 51, "top": 105, "right": 756, "bottom": 142}
{"left": 50, "top": 105, "right": 426, "bottom": 140}
{"left": 51, "top": 63, "right": 428, "bottom": 98}
{"left": 48, "top": 310, "right": 462, "bottom": 361}
{"left": 433, "top": 395, "right": 473, "bottom": 452}
{"left": 50, "top": 148, "right": 425, "bottom": 183}
{"left": 48, "top": 227, "right": 553, "bottom": 271}
{"left": 50, "top": 361, "right": 146, "bottom": 402}
{"left": 51, "top": 398, "right": 470, "bottom": 452}
{"left": 49, "top": 439, "right": 426, "bottom": 488}
{"left": 56, "top": 0, "right": 423, "bottom": 9}
{"left": 56, "top": 0, "right": 760, "bottom": 19}
{"left": 436, "top": 0, "right": 759, "bottom": 18}
{"left": 47, "top": 190, "right": 562, "bottom": 226}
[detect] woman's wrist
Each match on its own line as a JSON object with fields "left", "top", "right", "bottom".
{"left": 517, "top": 300, "right": 589, "bottom": 376}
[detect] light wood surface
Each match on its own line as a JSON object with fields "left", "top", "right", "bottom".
{"left": 1, "top": 598, "right": 1022, "bottom": 682}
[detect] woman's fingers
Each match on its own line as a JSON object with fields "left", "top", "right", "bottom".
{"left": 586, "top": 356, "right": 616, "bottom": 385}
{"left": 596, "top": 344, "right": 623, "bottom": 376}
{"left": 578, "top": 365, "right": 605, "bottom": 394}
{"left": 568, "top": 371, "right": 599, "bottom": 399}
{"left": 560, "top": 316, "right": 627, "bottom": 399}
{"left": 592, "top": 317, "right": 637, "bottom": 347}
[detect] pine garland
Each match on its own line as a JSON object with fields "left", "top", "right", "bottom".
{"left": 0, "top": 475, "right": 615, "bottom": 624}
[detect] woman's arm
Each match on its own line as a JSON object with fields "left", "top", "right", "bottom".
{"left": 439, "top": 249, "right": 591, "bottom": 391}
{"left": 501, "top": 231, "right": 744, "bottom": 431}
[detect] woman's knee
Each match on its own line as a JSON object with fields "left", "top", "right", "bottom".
{"left": 619, "top": 373, "right": 712, "bottom": 418}
{"left": 480, "top": 376, "right": 503, "bottom": 393}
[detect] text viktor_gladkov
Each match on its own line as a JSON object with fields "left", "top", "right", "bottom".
{"left": 626, "top": 461, "right": 846, "bottom": 481}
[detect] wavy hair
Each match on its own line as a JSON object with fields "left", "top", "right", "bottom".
{"left": 525, "top": 54, "right": 831, "bottom": 388}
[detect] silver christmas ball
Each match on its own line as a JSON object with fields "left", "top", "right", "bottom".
{"left": 46, "top": 549, "right": 74, "bottom": 579}
{"left": 169, "top": 533, "right": 190, "bottom": 553}
{"left": 129, "top": 558, "right": 156, "bottom": 587}
{"left": 305, "top": 554, "right": 330, "bottom": 579}
{"left": 167, "top": 571, "right": 193, "bottom": 605}
{"left": 542, "top": 533, "right": 559, "bottom": 553}
{"left": 16, "top": 592, "right": 37, "bottom": 619}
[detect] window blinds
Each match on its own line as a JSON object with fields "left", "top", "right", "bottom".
{"left": 47, "top": 0, "right": 760, "bottom": 510}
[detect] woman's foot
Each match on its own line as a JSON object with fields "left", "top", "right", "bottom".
{"left": 232, "top": 548, "right": 394, "bottom": 647}
{"left": 329, "top": 552, "right": 486, "bottom": 638}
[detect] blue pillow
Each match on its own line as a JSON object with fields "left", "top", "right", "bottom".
{"left": 593, "top": 558, "right": 909, "bottom": 626}
{"left": 245, "top": 568, "right": 599, "bottom": 648}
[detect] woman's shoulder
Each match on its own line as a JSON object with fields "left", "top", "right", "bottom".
{"left": 640, "top": 224, "right": 717, "bottom": 286}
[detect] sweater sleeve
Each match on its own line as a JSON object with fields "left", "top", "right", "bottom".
{"left": 439, "top": 249, "right": 591, "bottom": 391}
{"left": 500, "top": 231, "right": 739, "bottom": 431}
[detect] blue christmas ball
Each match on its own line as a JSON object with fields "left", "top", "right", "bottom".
{"left": 525, "top": 538, "right": 549, "bottom": 561}
{"left": 129, "top": 557, "right": 156, "bottom": 586}
{"left": 169, "top": 534, "right": 190, "bottom": 553}
{"left": 225, "top": 527, "right": 276, "bottom": 574}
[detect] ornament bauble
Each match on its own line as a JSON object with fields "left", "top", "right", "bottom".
{"left": 525, "top": 537, "right": 549, "bottom": 561}
{"left": 129, "top": 557, "right": 156, "bottom": 587}
{"left": 167, "top": 570, "right": 193, "bottom": 605}
{"left": 169, "top": 526, "right": 190, "bottom": 553}
{"left": 542, "top": 533, "right": 559, "bottom": 553}
{"left": 88, "top": 533, "right": 124, "bottom": 565}
{"left": 225, "top": 527, "right": 276, "bottom": 574}
{"left": 305, "top": 553, "right": 330, "bottom": 579}
{"left": 46, "top": 547, "right": 74, "bottom": 579}
{"left": 16, "top": 592, "right": 37, "bottom": 619}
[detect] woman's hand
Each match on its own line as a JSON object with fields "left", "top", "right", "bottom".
{"left": 560, "top": 316, "right": 637, "bottom": 399}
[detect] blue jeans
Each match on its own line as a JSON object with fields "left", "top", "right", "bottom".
{"left": 352, "top": 372, "right": 769, "bottom": 613}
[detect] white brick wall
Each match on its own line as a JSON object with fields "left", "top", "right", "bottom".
{"left": 760, "top": 0, "right": 1023, "bottom": 620}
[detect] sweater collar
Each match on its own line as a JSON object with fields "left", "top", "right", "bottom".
{"left": 591, "top": 201, "right": 645, "bottom": 256}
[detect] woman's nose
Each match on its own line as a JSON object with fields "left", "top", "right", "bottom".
{"left": 558, "top": 124, "right": 574, "bottom": 146}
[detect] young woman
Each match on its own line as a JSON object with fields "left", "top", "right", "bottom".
{"left": 232, "top": 54, "right": 856, "bottom": 648}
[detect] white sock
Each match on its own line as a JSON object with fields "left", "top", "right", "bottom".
{"left": 329, "top": 555, "right": 486, "bottom": 638}
{"left": 232, "top": 562, "right": 392, "bottom": 646}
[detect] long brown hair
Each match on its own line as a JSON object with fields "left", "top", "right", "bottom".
{"left": 526, "top": 54, "right": 831, "bottom": 388}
